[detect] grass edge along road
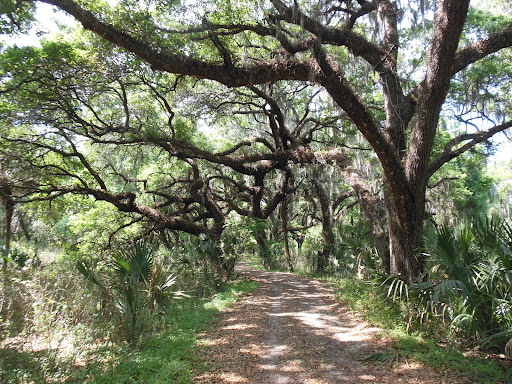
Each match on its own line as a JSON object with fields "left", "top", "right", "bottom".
{"left": 0, "top": 279, "right": 259, "bottom": 384}
{"left": 332, "top": 277, "right": 511, "bottom": 384}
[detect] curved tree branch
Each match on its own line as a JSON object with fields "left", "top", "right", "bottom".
{"left": 428, "top": 120, "right": 512, "bottom": 177}
{"left": 451, "top": 23, "right": 512, "bottom": 77}
{"left": 22, "top": 0, "right": 316, "bottom": 87}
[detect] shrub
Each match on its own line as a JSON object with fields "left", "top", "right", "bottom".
{"left": 76, "top": 238, "right": 185, "bottom": 345}
{"left": 377, "top": 217, "right": 512, "bottom": 354}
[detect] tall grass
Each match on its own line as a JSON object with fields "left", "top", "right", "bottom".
{"left": 0, "top": 258, "right": 104, "bottom": 383}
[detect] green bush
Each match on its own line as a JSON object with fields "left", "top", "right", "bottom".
{"left": 333, "top": 276, "right": 510, "bottom": 384}
{"left": 77, "top": 238, "right": 185, "bottom": 345}
{"left": 376, "top": 217, "right": 512, "bottom": 353}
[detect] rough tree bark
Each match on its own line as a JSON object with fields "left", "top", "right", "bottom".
{"left": 387, "top": 0, "right": 471, "bottom": 280}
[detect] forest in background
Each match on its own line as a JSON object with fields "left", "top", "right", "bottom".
{"left": 1, "top": 0, "right": 512, "bottom": 382}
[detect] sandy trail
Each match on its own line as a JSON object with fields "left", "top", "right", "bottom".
{"left": 194, "top": 263, "right": 472, "bottom": 383}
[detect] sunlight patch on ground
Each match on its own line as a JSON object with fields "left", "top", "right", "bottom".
{"left": 277, "top": 310, "right": 380, "bottom": 347}
{"left": 194, "top": 266, "right": 476, "bottom": 384}
{"left": 261, "top": 344, "right": 290, "bottom": 358}
{"left": 220, "top": 373, "right": 250, "bottom": 383}
{"left": 223, "top": 323, "right": 258, "bottom": 330}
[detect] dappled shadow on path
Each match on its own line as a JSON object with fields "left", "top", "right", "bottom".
{"left": 194, "top": 263, "right": 473, "bottom": 384}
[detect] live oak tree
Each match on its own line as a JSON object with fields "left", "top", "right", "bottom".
{"left": 202, "top": 79, "right": 386, "bottom": 273}
{"left": 0, "top": 39, "right": 319, "bottom": 275}
{"left": 4, "top": 0, "right": 512, "bottom": 280}
{"left": 199, "top": 82, "right": 349, "bottom": 269}
{"left": 0, "top": 42, "right": 239, "bottom": 277}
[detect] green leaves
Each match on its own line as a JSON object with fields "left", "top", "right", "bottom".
{"left": 426, "top": 218, "right": 512, "bottom": 347}
{"left": 76, "top": 238, "right": 183, "bottom": 345}
{"left": 378, "top": 274, "right": 409, "bottom": 302}
{"left": 0, "top": 0, "right": 35, "bottom": 34}
{"left": 76, "top": 258, "right": 107, "bottom": 290}
{"left": 465, "top": 6, "right": 512, "bottom": 40}
{"left": 377, "top": 217, "right": 512, "bottom": 352}
{"left": 113, "top": 238, "right": 154, "bottom": 283}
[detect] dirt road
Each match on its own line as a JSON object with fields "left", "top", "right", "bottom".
{"left": 194, "top": 263, "right": 472, "bottom": 383}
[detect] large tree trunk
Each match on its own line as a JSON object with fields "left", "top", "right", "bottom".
{"left": 0, "top": 177, "right": 14, "bottom": 320}
{"left": 251, "top": 173, "right": 276, "bottom": 270}
{"left": 209, "top": 224, "right": 234, "bottom": 282}
{"left": 385, "top": 0, "right": 470, "bottom": 281}
{"left": 386, "top": 201, "right": 422, "bottom": 281}
{"left": 254, "top": 229, "right": 272, "bottom": 269}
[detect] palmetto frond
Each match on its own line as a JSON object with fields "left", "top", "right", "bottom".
{"left": 421, "top": 218, "right": 512, "bottom": 350}
{"left": 112, "top": 238, "right": 153, "bottom": 283}
{"left": 76, "top": 259, "right": 107, "bottom": 291}
{"left": 76, "top": 237, "right": 184, "bottom": 345}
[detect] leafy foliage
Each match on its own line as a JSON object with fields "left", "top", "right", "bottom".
{"left": 376, "top": 217, "right": 512, "bottom": 353}
{"left": 77, "top": 238, "right": 184, "bottom": 345}
{"left": 334, "top": 276, "right": 510, "bottom": 384}
{"left": 0, "top": 0, "right": 35, "bottom": 34}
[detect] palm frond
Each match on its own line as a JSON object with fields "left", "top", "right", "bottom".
{"left": 112, "top": 238, "right": 154, "bottom": 282}
{"left": 482, "top": 328, "right": 512, "bottom": 350}
{"left": 432, "top": 279, "right": 469, "bottom": 304}
{"left": 451, "top": 312, "right": 477, "bottom": 335}
{"left": 76, "top": 260, "right": 107, "bottom": 291}
{"left": 375, "top": 274, "right": 409, "bottom": 302}
{"left": 77, "top": 237, "right": 186, "bottom": 345}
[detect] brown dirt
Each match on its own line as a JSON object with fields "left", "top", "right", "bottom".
{"left": 193, "top": 263, "right": 475, "bottom": 383}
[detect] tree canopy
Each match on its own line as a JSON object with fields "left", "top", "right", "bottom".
{"left": 1, "top": 0, "right": 512, "bottom": 281}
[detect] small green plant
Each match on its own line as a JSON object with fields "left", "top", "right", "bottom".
{"left": 77, "top": 238, "right": 185, "bottom": 345}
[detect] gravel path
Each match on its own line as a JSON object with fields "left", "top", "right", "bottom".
{"left": 194, "top": 263, "right": 473, "bottom": 383}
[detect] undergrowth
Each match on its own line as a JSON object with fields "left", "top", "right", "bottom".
{"left": 332, "top": 277, "right": 512, "bottom": 384}
{"left": 0, "top": 279, "right": 258, "bottom": 384}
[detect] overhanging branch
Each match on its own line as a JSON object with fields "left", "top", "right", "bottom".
{"left": 428, "top": 120, "right": 512, "bottom": 177}
{"left": 23, "top": 0, "right": 316, "bottom": 87}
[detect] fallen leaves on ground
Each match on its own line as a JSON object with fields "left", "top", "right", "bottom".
{"left": 193, "top": 264, "right": 476, "bottom": 384}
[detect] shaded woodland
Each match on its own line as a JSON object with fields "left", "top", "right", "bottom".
{"left": 1, "top": 0, "right": 512, "bottom": 382}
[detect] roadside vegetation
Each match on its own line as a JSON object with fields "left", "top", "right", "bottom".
{"left": 2, "top": 0, "right": 512, "bottom": 383}
{"left": 331, "top": 218, "right": 512, "bottom": 384}
{"left": 1, "top": 251, "right": 258, "bottom": 384}
{"left": 334, "top": 275, "right": 511, "bottom": 384}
